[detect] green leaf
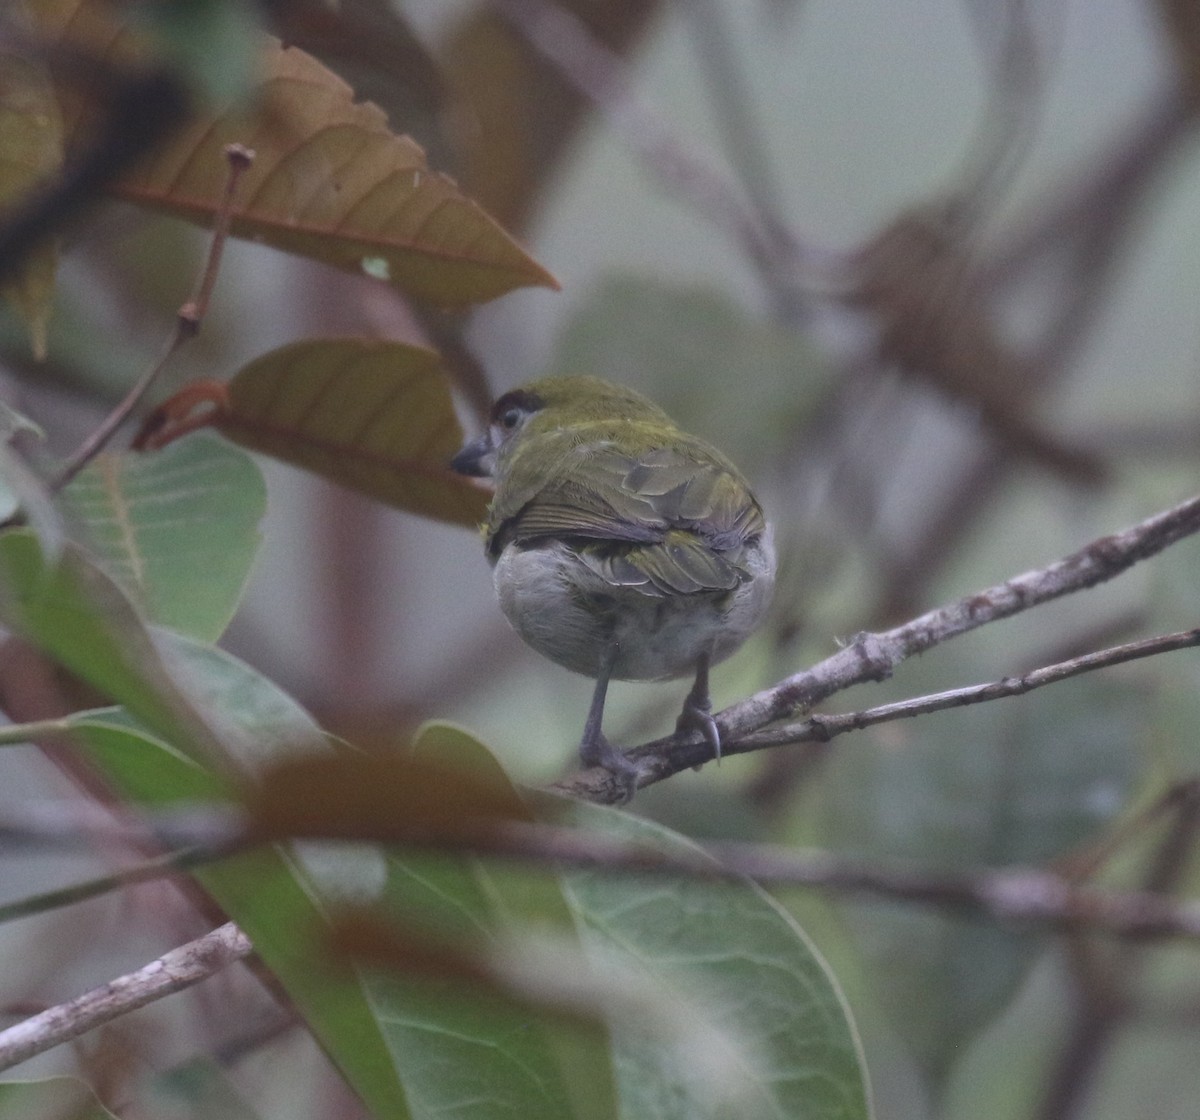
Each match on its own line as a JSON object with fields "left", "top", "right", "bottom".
{"left": 62, "top": 434, "right": 266, "bottom": 641}
{"left": 0, "top": 1077, "right": 120, "bottom": 1120}
{"left": 561, "top": 805, "right": 872, "bottom": 1120}
{"left": 0, "top": 402, "right": 56, "bottom": 544}
{"left": 152, "top": 629, "right": 323, "bottom": 768}
{"left": 368, "top": 724, "right": 618, "bottom": 1120}
{"left": 0, "top": 530, "right": 228, "bottom": 766}
{"left": 219, "top": 338, "right": 489, "bottom": 527}
{"left": 78, "top": 668, "right": 592, "bottom": 1120}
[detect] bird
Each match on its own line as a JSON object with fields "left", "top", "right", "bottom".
{"left": 451, "top": 375, "right": 775, "bottom": 801}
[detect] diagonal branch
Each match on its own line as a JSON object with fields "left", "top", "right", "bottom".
{"left": 736, "top": 626, "right": 1200, "bottom": 751}
{"left": 0, "top": 922, "right": 252, "bottom": 1073}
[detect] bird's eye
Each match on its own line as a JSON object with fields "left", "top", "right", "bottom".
{"left": 498, "top": 406, "right": 523, "bottom": 430}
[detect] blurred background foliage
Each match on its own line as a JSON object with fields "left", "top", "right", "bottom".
{"left": 5, "top": 0, "right": 1200, "bottom": 1118}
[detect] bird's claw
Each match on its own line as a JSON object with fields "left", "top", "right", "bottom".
{"left": 580, "top": 732, "right": 640, "bottom": 804}
{"left": 676, "top": 696, "right": 722, "bottom": 764}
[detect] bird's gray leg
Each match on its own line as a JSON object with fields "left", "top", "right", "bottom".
{"left": 579, "top": 641, "right": 640, "bottom": 801}
{"left": 676, "top": 650, "right": 722, "bottom": 762}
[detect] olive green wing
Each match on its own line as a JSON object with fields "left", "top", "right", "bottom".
{"left": 489, "top": 428, "right": 766, "bottom": 596}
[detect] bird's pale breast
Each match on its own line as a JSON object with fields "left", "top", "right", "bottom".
{"left": 493, "top": 528, "right": 775, "bottom": 682}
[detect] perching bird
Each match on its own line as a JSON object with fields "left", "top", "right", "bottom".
{"left": 451, "top": 375, "right": 775, "bottom": 801}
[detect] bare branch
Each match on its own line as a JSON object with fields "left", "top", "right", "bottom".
{"left": 0, "top": 922, "right": 252, "bottom": 1073}
{"left": 737, "top": 626, "right": 1200, "bottom": 750}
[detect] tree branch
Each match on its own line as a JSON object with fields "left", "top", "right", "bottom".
{"left": 0, "top": 922, "right": 252, "bottom": 1073}
{"left": 737, "top": 626, "right": 1200, "bottom": 751}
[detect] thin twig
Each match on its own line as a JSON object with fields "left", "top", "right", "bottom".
{"left": 0, "top": 848, "right": 209, "bottom": 925}
{"left": 49, "top": 144, "right": 255, "bottom": 492}
{"left": 735, "top": 626, "right": 1200, "bottom": 751}
{"left": 0, "top": 922, "right": 252, "bottom": 1073}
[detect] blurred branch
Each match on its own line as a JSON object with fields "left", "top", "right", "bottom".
{"left": 49, "top": 145, "right": 254, "bottom": 491}
{"left": 845, "top": 209, "right": 1108, "bottom": 486}
{"left": 987, "top": 85, "right": 1196, "bottom": 383}
{"left": 445, "top": 0, "right": 660, "bottom": 231}
{"left": 1036, "top": 782, "right": 1200, "bottom": 1120}
{"left": 556, "top": 489, "right": 1200, "bottom": 801}
{"left": 953, "top": 0, "right": 1050, "bottom": 220}
{"left": 0, "top": 849, "right": 208, "bottom": 925}
{"left": 0, "top": 922, "right": 252, "bottom": 1073}
{"left": 490, "top": 0, "right": 833, "bottom": 318}
{"left": 5, "top": 807, "right": 1200, "bottom": 943}
{"left": 988, "top": 87, "right": 1196, "bottom": 285}
{"left": 682, "top": 0, "right": 799, "bottom": 320}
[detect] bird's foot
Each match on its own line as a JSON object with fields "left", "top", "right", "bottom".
{"left": 676, "top": 694, "right": 722, "bottom": 764}
{"left": 580, "top": 732, "right": 640, "bottom": 804}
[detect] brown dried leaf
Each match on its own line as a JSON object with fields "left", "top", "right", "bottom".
{"left": 116, "top": 39, "right": 557, "bottom": 304}
{"left": 27, "top": 0, "right": 557, "bottom": 304}
{"left": 217, "top": 337, "right": 490, "bottom": 527}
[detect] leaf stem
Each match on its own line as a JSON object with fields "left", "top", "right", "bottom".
{"left": 0, "top": 717, "right": 74, "bottom": 745}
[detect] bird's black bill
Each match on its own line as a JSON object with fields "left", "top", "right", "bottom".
{"left": 450, "top": 435, "right": 493, "bottom": 478}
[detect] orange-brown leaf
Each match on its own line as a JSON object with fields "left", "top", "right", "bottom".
{"left": 217, "top": 338, "right": 490, "bottom": 527}
{"left": 117, "top": 39, "right": 558, "bottom": 304}
{"left": 27, "top": 0, "right": 557, "bottom": 304}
